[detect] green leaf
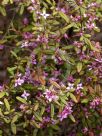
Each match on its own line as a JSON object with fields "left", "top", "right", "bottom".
{"left": 7, "top": 67, "right": 17, "bottom": 76}
{"left": 4, "top": 118, "right": 10, "bottom": 123}
{"left": 11, "top": 123, "right": 16, "bottom": 135}
{"left": 34, "top": 113, "right": 42, "bottom": 122}
{"left": 59, "top": 11, "right": 69, "bottom": 23}
{"left": 0, "top": 92, "right": 5, "bottom": 98}
{"left": 11, "top": 115, "right": 18, "bottom": 123}
{"left": 51, "top": 104, "right": 54, "bottom": 118}
{"left": 60, "top": 97, "right": 67, "bottom": 104}
{"left": 81, "top": 99, "right": 89, "bottom": 103}
{"left": 19, "top": 5, "right": 24, "bottom": 15}
{"left": 0, "top": 108, "right": 4, "bottom": 117}
{"left": 69, "top": 114, "right": 76, "bottom": 122}
{"left": 0, "top": 6, "right": 6, "bottom": 16}
{"left": 77, "top": 62, "right": 82, "bottom": 73}
{"left": 84, "top": 37, "right": 99, "bottom": 52}
{"left": 2, "top": 0, "right": 9, "bottom": 5}
{"left": 62, "top": 23, "right": 75, "bottom": 33}
{"left": 50, "top": 80, "right": 60, "bottom": 88}
{"left": 51, "top": 125, "right": 60, "bottom": 130}
{"left": 30, "top": 121, "right": 40, "bottom": 128}
{"left": 34, "top": 103, "right": 39, "bottom": 111}
{"left": 9, "top": 0, "right": 13, "bottom": 4}
{"left": 70, "top": 93, "right": 78, "bottom": 103}
{"left": 41, "top": 107, "right": 45, "bottom": 115}
{"left": 16, "top": 97, "right": 27, "bottom": 104}
{"left": 4, "top": 98, "right": 10, "bottom": 111}
{"left": 11, "top": 51, "right": 18, "bottom": 58}
{"left": 45, "top": 0, "right": 52, "bottom": 4}
{"left": 33, "top": 129, "right": 38, "bottom": 136}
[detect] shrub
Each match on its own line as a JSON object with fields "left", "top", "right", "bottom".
{"left": 0, "top": 0, "right": 102, "bottom": 135}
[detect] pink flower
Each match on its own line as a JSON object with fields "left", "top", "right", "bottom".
{"left": 15, "top": 78, "right": 24, "bottom": 87}
{"left": 76, "top": 83, "right": 83, "bottom": 90}
{"left": 0, "top": 85, "right": 3, "bottom": 92}
{"left": 44, "top": 89, "right": 58, "bottom": 102}
{"left": 76, "top": 83, "right": 83, "bottom": 94}
{"left": 19, "top": 104, "right": 26, "bottom": 111}
{"left": 21, "top": 91, "right": 30, "bottom": 100}
{"left": 83, "top": 127, "right": 88, "bottom": 134}
{"left": 90, "top": 98, "right": 100, "bottom": 109}
{"left": 23, "top": 17, "right": 29, "bottom": 25}
{"left": 58, "top": 104, "right": 73, "bottom": 121}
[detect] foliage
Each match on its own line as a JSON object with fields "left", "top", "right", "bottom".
{"left": 0, "top": 0, "right": 102, "bottom": 135}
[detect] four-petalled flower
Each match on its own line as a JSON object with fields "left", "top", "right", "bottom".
{"left": 40, "top": 11, "right": 50, "bottom": 19}
{"left": 21, "top": 91, "right": 30, "bottom": 100}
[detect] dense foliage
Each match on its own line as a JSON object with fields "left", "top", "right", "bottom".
{"left": 0, "top": 0, "right": 102, "bottom": 135}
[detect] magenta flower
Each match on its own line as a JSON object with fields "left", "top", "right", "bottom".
{"left": 75, "top": 83, "right": 83, "bottom": 94}
{"left": 90, "top": 98, "right": 100, "bottom": 109}
{"left": 21, "top": 91, "right": 30, "bottom": 100}
{"left": 23, "top": 17, "right": 29, "bottom": 25}
{"left": 0, "top": 85, "right": 3, "bottom": 91}
{"left": 76, "top": 83, "right": 83, "bottom": 90}
{"left": 83, "top": 127, "right": 88, "bottom": 134}
{"left": 58, "top": 104, "right": 73, "bottom": 121}
{"left": 40, "top": 117, "right": 51, "bottom": 128}
{"left": 31, "top": 53, "right": 37, "bottom": 65}
{"left": 67, "top": 75, "right": 74, "bottom": 83}
{"left": 15, "top": 78, "right": 24, "bottom": 87}
{"left": 44, "top": 89, "right": 58, "bottom": 102}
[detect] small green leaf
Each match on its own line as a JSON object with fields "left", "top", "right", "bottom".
{"left": 81, "top": 99, "right": 89, "bottom": 103}
{"left": 34, "top": 113, "right": 42, "bottom": 122}
{"left": 7, "top": 67, "right": 17, "bottom": 76}
{"left": 62, "top": 23, "right": 75, "bottom": 33}
{"left": 11, "top": 115, "right": 18, "bottom": 123}
{"left": 84, "top": 37, "right": 99, "bottom": 52}
{"left": 4, "top": 118, "right": 10, "bottom": 123}
{"left": 45, "top": 0, "right": 52, "bottom": 4}
{"left": 34, "top": 103, "right": 39, "bottom": 111}
{"left": 0, "top": 108, "right": 4, "bottom": 117}
{"left": 30, "top": 121, "right": 40, "bottom": 128}
{"left": 51, "top": 104, "right": 54, "bottom": 118}
{"left": 60, "top": 97, "right": 67, "bottom": 104}
{"left": 59, "top": 11, "right": 69, "bottom": 23}
{"left": 69, "top": 114, "right": 76, "bottom": 122}
{"left": 0, "top": 92, "right": 5, "bottom": 98}
{"left": 50, "top": 80, "right": 60, "bottom": 88}
{"left": 9, "top": 0, "right": 13, "bottom": 4}
{"left": 41, "top": 107, "right": 45, "bottom": 115}
{"left": 77, "top": 62, "right": 82, "bottom": 73}
{"left": 11, "top": 51, "right": 18, "bottom": 58}
{"left": 16, "top": 97, "right": 27, "bottom": 104}
{"left": 0, "top": 6, "right": 6, "bottom": 16}
{"left": 4, "top": 98, "right": 10, "bottom": 111}
{"left": 33, "top": 129, "right": 38, "bottom": 136}
{"left": 11, "top": 123, "right": 16, "bottom": 135}
{"left": 70, "top": 93, "right": 78, "bottom": 103}
{"left": 2, "top": 0, "right": 9, "bottom": 5}
{"left": 19, "top": 5, "right": 24, "bottom": 15}
{"left": 51, "top": 125, "right": 60, "bottom": 130}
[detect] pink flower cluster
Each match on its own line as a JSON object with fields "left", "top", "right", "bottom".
{"left": 90, "top": 98, "right": 100, "bottom": 109}
{"left": 44, "top": 89, "right": 59, "bottom": 102}
{"left": 58, "top": 103, "right": 73, "bottom": 121}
